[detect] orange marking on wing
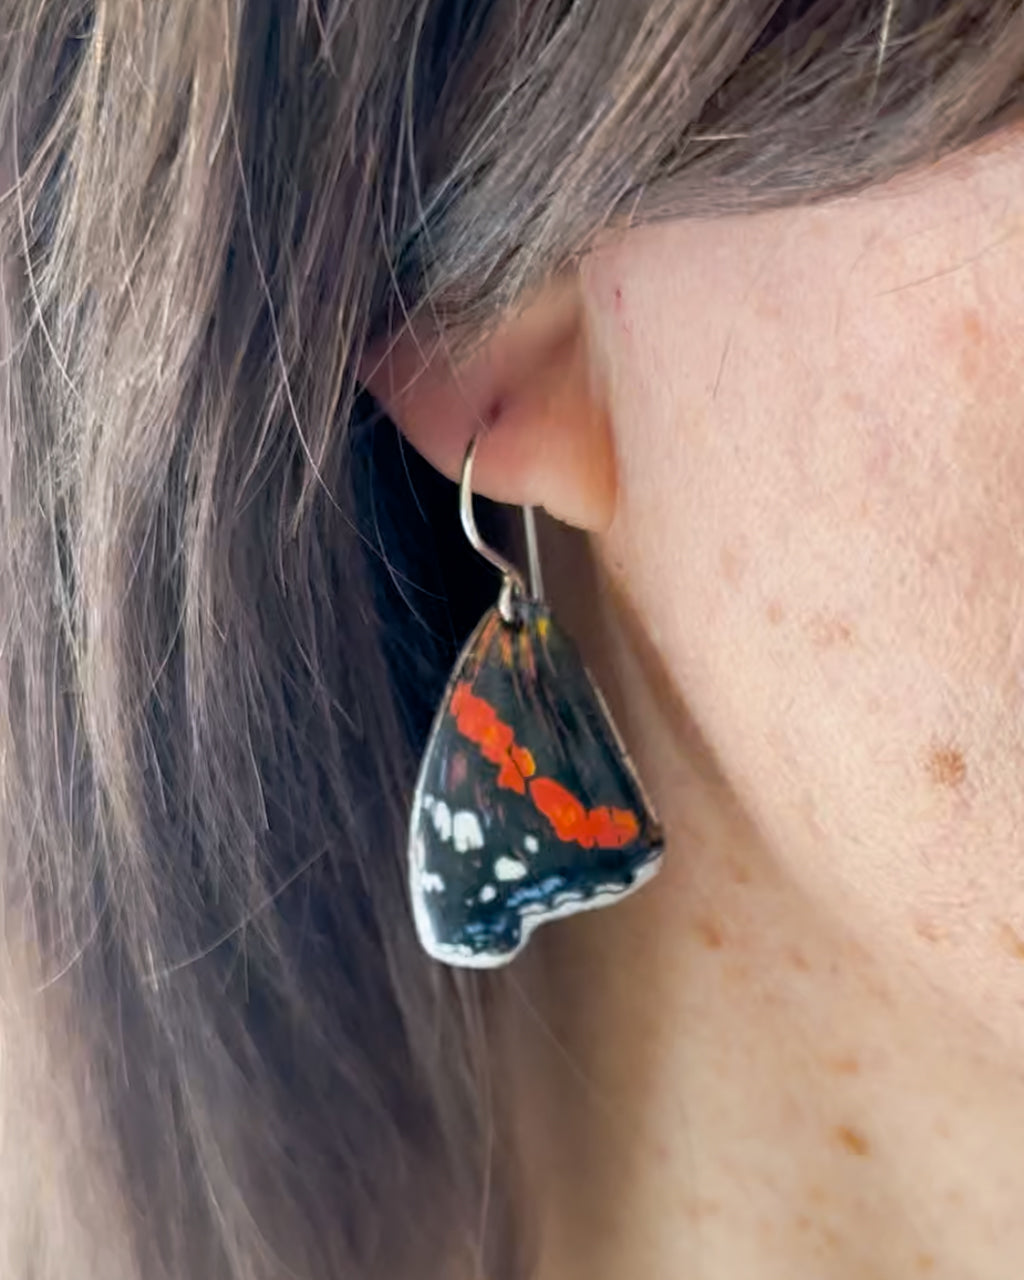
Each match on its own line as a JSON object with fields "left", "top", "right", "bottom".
{"left": 586, "top": 806, "right": 640, "bottom": 848}
{"left": 450, "top": 683, "right": 527, "bottom": 794}
{"left": 528, "top": 779, "right": 639, "bottom": 850}
{"left": 510, "top": 745, "right": 536, "bottom": 778}
{"left": 529, "top": 777, "right": 590, "bottom": 845}
{"left": 450, "top": 682, "right": 640, "bottom": 846}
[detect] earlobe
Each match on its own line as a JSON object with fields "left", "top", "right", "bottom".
{"left": 359, "top": 276, "right": 617, "bottom": 532}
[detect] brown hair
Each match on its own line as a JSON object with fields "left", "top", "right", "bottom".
{"left": 0, "top": 2, "right": 1021, "bottom": 1276}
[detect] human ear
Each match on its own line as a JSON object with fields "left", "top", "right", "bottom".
{"left": 359, "top": 274, "right": 616, "bottom": 531}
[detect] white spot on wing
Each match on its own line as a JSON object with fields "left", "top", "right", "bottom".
{"left": 420, "top": 870, "right": 445, "bottom": 893}
{"left": 453, "top": 810, "right": 484, "bottom": 853}
{"left": 479, "top": 884, "right": 497, "bottom": 903}
{"left": 524, "top": 835, "right": 539, "bottom": 854}
{"left": 494, "top": 856, "right": 527, "bottom": 882}
{"left": 431, "top": 799, "right": 453, "bottom": 843}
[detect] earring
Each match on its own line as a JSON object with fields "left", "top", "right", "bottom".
{"left": 407, "top": 434, "right": 663, "bottom": 967}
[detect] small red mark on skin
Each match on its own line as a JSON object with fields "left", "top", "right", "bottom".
{"left": 612, "top": 285, "right": 632, "bottom": 334}
{"left": 998, "top": 922, "right": 1024, "bottom": 961}
{"left": 807, "top": 613, "right": 856, "bottom": 648}
{"left": 484, "top": 396, "right": 504, "bottom": 427}
{"left": 694, "top": 917, "right": 724, "bottom": 949}
{"left": 728, "top": 859, "right": 752, "bottom": 884}
{"left": 765, "top": 599, "right": 785, "bottom": 625}
{"left": 926, "top": 743, "right": 966, "bottom": 788}
{"left": 824, "top": 1054, "right": 861, "bottom": 1077}
{"left": 834, "top": 1125, "right": 870, "bottom": 1156}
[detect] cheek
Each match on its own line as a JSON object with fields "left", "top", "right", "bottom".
{"left": 584, "top": 217, "right": 1024, "bottom": 1043}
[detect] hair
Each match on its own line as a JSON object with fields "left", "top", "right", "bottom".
{"left": 0, "top": 1, "right": 1021, "bottom": 1276}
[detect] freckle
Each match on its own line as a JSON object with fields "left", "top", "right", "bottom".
{"left": 914, "top": 915, "right": 947, "bottom": 944}
{"left": 807, "top": 613, "right": 856, "bottom": 648}
{"left": 807, "top": 1183, "right": 827, "bottom": 1205}
{"left": 765, "top": 598, "right": 785, "bottom": 625}
{"left": 834, "top": 1124, "right": 870, "bottom": 1156}
{"left": 719, "top": 541, "right": 747, "bottom": 588}
{"left": 787, "top": 945, "right": 812, "bottom": 972}
{"left": 998, "top": 921, "right": 1024, "bottom": 960}
{"left": 795, "top": 1214, "right": 812, "bottom": 1232}
{"left": 728, "top": 859, "right": 752, "bottom": 884}
{"left": 695, "top": 917, "right": 724, "bottom": 949}
{"left": 824, "top": 1054, "right": 861, "bottom": 1076}
{"left": 916, "top": 1252, "right": 936, "bottom": 1273}
{"left": 926, "top": 743, "right": 966, "bottom": 788}
{"left": 956, "top": 306, "right": 986, "bottom": 383}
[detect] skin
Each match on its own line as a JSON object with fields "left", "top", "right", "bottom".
{"left": 371, "top": 127, "right": 1024, "bottom": 1279}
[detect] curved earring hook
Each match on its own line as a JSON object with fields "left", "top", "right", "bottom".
{"left": 460, "top": 433, "right": 544, "bottom": 621}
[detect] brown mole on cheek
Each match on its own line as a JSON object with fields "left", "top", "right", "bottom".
{"left": 833, "top": 1124, "right": 871, "bottom": 1156}
{"left": 997, "top": 921, "right": 1024, "bottom": 961}
{"left": 694, "top": 917, "right": 725, "bottom": 949}
{"left": 925, "top": 743, "right": 967, "bottom": 788}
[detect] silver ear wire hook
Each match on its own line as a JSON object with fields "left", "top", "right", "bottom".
{"left": 460, "top": 433, "right": 544, "bottom": 622}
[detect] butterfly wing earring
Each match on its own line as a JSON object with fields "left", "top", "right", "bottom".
{"left": 407, "top": 434, "right": 664, "bottom": 967}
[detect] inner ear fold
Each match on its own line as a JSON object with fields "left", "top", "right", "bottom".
{"left": 359, "top": 278, "right": 616, "bottom": 532}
